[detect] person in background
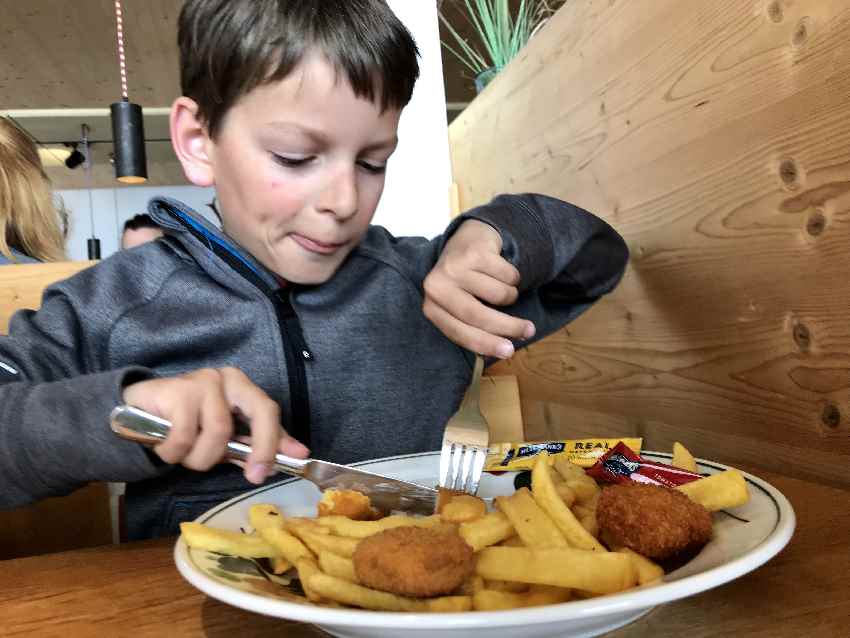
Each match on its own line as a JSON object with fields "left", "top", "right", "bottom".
{"left": 121, "top": 213, "right": 164, "bottom": 249}
{"left": 0, "top": 117, "right": 67, "bottom": 264}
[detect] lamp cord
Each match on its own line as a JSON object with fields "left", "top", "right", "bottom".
{"left": 114, "top": 0, "right": 129, "bottom": 100}
{"left": 82, "top": 124, "right": 96, "bottom": 240}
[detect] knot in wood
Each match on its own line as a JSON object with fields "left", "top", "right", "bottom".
{"left": 793, "top": 323, "right": 810, "bottom": 351}
{"left": 767, "top": 1, "right": 783, "bottom": 23}
{"left": 806, "top": 212, "right": 826, "bottom": 236}
{"left": 821, "top": 403, "right": 841, "bottom": 428}
{"left": 779, "top": 159, "right": 801, "bottom": 189}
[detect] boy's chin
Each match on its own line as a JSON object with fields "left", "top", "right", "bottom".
{"left": 274, "top": 262, "right": 341, "bottom": 286}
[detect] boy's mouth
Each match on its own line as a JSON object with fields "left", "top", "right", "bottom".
{"left": 290, "top": 233, "right": 347, "bottom": 255}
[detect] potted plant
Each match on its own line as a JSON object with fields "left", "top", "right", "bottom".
{"left": 439, "top": 0, "right": 564, "bottom": 93}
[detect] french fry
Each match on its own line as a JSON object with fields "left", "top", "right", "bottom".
{"left": 578, "top": 512, "right": 598, "bottom": 538}
{"left": 248, "top": 504, "right": 286, "bottom": 531}
{"left": 472, "top": 585, "right": 572, "bottom": 610}
{"left": 676, "top": 469, "right": 749, "bottom": 511}
{"left": 305, "top": 571, "right": 472, "bottom": 612}
{"left": 313, "top": 514, "right": 442, "bottom": 539}
{"left": 458, "top": 511, "right": 514, "bottom": 552}
{"left": 482, "top": 579, "right": 529, "bottom": 593}
{"left": 553, "top": 457, "right": 600, "bottom": 503}
{"left": 289, "top": 525, "right": 360, "bottom": 558}
{"left": 458, "top": 575, "right": 485, "bottom": 595}
{"left": 672, "top": 442, "right": 698, "bottom": 473}
{"left": 552, "top": 457, "right": 588, "bottom": 481}
{"left": 179, "top": 522, "right": 279, "bottom": 558}
{"left": 440, "top": 495, "right": 487, "bottom": 524}
{"left": 318, "top": 551, "right": 358, "bottom": 583}
{"left": 476, "top": 546, "right": 638, "bottom": 595}
{"left": 565, "top": 478, "right": 599, "bottom": 503}
{"left": 530, "top": 454, "right": 605, "bottom": 552}
{"left": 555, "top": 483, "right": 576, "bottom": 507}
{"left": 496, "top": 487, "right": 568, "bottom": 549}
{"left": 295, "top": 557, "right": 325, "bottom": 603}
{"left": 498, "top": 535, "right": 525, "bottom": 547}
{"left": 269, "top": 556, "right": 293, "bottom": 574}
{"left": 246, "top": 505, "right": 315, "bottom": 564}
{"left": 615, "top": 547, "right": 664, "bottom": 586}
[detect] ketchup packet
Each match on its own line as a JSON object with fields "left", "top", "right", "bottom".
{"left": 586, "top": 442, "right": 702, "bottom": 487}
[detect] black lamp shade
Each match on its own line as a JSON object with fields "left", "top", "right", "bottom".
{"left": 110, "top": 100, "right": 148, "bottom": 184}
{"left": 87, "top": 238, "right": 101, "bottom": 260}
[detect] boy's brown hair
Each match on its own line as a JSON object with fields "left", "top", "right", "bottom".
{"left": 178, "top": 0, "right": 420, "bottom": 138}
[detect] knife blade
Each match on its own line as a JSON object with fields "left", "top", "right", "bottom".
{"left": 109, "top": 405, "right": 439, "bottom": 515}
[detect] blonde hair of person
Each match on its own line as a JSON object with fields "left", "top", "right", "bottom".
{"left": 0, "top": 117, "right": 67, "bottom": 262}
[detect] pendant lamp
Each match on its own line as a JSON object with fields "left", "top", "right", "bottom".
{"left": 110, "top": 0, "right": 147, "bottom": 184}
{"left": 80, "top": 124, "right": 102, "bottom": 259}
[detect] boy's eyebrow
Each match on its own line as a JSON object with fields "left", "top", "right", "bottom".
{"left": 266, "top": 122, "right": 398, "bottom": 153}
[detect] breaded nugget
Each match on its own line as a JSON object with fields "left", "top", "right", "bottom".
{"left": 318, "top": 489, "right": 382, "bottom": 521}
{"left": 353, "top": 526, "right": 474, "bottom": 597}
{"left": 597, "top": 483, "right": 712, "bottom": 560}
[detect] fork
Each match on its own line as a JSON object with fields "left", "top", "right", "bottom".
{"left": 439, "top": 354, "right": 490, "bottom": 495}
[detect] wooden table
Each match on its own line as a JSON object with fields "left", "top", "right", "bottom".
{"left": 1, "top": 470, "right": 847, "bottom": 637}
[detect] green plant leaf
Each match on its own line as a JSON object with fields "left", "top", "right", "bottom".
{"left": 440, "top": 0, "right": 560, "bottom": 74}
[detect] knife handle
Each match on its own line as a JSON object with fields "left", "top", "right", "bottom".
{"left": 110, "top": 405, "right": 309, "bottom": 477}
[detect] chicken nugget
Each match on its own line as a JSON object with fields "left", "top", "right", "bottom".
{"left": 318, "top": 489, "right": 382, "bottom": 521}
{"left": 353, "top": 526, "right": 474, "bottom": 598}
{"left": 597, "top": 483, "right": 712, "bottom": 560}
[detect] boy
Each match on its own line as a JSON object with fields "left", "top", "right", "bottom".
{"left": 0, "top": 0, "right": 628, "bottom": 540}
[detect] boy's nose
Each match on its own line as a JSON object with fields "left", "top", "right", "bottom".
{"left": 318, "top": 168, "right": 358, "bottom": 220}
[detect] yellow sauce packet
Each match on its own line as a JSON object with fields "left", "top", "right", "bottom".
{"left": 484, "top": 438, "right": 643, "bottom": 471}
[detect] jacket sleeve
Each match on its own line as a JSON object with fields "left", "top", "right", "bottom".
{"left": 0, "top": 262, "right": 163, "bottom": 510}
{"left": 458, "top": 193, "right": 629, "bottom": 346}
{"left": 374, "top": 193, "right": 629, "bottom": 350}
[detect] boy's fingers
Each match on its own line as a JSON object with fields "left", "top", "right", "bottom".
{"left": 219, "top": 367, "right": 284, "bottom": 484}
{"left": 423, "top": 298, "right": 515, "bottom": 359}
{"left": 454, "top": 270, "right": 519, "bottom": 306}
{"left": 180, "top": 386, "right": 233, "bottom": 471}
{"left": 472, "top": 251, "right": 521, "bottom": 286}
{"left": 279, "top": 436, "right": 310, "bottom": 459}
{"left": 425, "top": 279, "right": 532, "bottom": 340}
{"left": 153, "top": 397, "right": 201, "bottom": 465}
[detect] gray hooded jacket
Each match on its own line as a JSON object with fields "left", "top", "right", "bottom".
{"left": 0, "top": 194, "right": 628, "bottom": 539}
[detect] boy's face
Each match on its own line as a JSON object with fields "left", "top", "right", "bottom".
{"left": 200, "top": 54, "right": 401, "bottom": 284}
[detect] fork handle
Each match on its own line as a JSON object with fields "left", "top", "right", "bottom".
{"left": 461, "top": 355, "right": 485, "bottom": 411}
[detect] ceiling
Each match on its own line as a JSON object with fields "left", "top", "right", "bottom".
{"left": 0, "top": 0, "right": 477, "bottom": 188}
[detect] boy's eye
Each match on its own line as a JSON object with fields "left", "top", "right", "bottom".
{"left": 272, "top": 153, "right": 313, "bottom": 168}
{"left": 358, "top": 160, "right": 386, "bottom": 175}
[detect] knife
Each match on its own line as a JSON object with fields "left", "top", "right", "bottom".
{"left": 109, "top": 405, "right": 439, "bottom": 515}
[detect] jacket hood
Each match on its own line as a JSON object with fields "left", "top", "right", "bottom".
{"left": 147, "top": 196, "right": 281, "bottom": 291}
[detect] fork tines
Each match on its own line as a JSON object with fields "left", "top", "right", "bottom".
{"left": 439, "top": 355, "right": 490, "bottom": 495}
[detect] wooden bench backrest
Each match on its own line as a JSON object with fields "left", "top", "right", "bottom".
{"left": 0, "top": 260, "right": 112, "bottom": 559}
{"left": 0, "top": 261, "right": 95, "bottom": 334}
{"left": 449, "top": 0, "right": 850, "bottom": 488}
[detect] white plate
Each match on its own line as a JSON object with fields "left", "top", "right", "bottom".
{"left": 174, "top": 451, "right": 795, "bottom": 638}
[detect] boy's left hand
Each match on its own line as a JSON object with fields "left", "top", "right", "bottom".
{"left": 423, "top": 220, "right": 535, "bottom": 359}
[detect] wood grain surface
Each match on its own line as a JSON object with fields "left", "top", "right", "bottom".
{"left": 0, "top": 259, "right": 111, "bottom": 559}
{"left": 449, "top": 0, "right": 850, "bottom": 487}
{"left": 0, "top": 469, "right": 845, "bottom": 637}
{"left": 0, "top": 260, "right": 94, "bottom": 333}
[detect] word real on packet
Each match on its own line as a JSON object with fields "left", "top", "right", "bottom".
{"left": 484, "top": 438, "right": 643, "bottom": 472}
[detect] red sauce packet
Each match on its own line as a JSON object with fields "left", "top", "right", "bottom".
{"left": 585, "top": 441, "right": 702, "bottom": 487}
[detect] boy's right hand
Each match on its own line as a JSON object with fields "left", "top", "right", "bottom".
{"left": 122, "top": 367, "right": 309, "bottom": 484}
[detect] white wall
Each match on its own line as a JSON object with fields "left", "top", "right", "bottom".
{"left": 60, "top": 2, "right": 452, "bottom": 262}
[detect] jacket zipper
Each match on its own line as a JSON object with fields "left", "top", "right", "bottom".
{"left": 160, "top": 204, "right": 313, "bottom": 446}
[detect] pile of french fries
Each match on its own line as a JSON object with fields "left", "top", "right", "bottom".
{"left": 181, "top": 442, "right": 749, "bottom": 612}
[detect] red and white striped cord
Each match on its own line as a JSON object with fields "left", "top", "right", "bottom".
{"left": 114, "top": 0, "right": 129, "bottom": 99}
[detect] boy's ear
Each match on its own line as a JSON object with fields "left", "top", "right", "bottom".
{"left": 170, "top": 97, "right": 215, "bottom": 187}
